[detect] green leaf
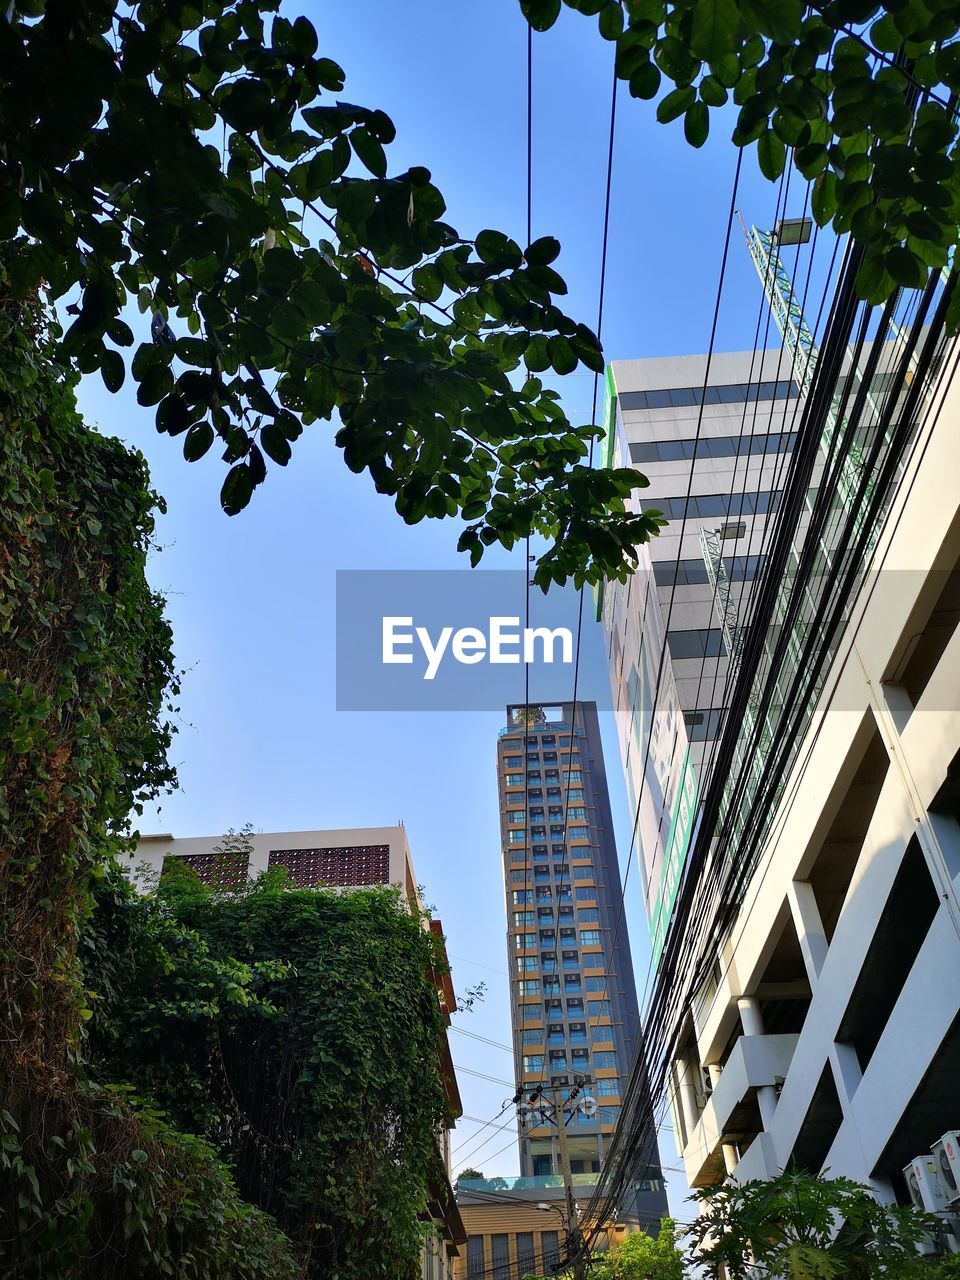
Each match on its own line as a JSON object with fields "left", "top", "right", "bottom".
{"left": 699, "top": 75, "right": 728, "bottom": 107}
{"left": 476, "top": 230, "right": 523, "bottom": 269}
{"left": 260, "top": 422, "right": 292, "bottom": 465}
{"left": 885, "top": 246, "right": 926, "bottom": 289}
{"left": 350, "top": 129, "right": 387, "bottom": 178}
{"left": 100, "top": 349, "right": 125, "bottom": 393}
{"left": 690, "top": 0, "right": 739, "bottom": 62}
{"left": 756, "top": 129, "right": 786, "bottom": 179}
{"left": 524, "top": 335, "right": 551, "bottom": 373}
{"left": 411, "top": 263, "right": 443, "bottom": 302}
{"left": 657, "top": 86, "right": 696, "bottom": 124}
{"left": 548, "top": 335, "right": 577, "bottom": 375}
{"left": 629, "top": 62, "right": 661, "bottom": 99}
{"left": 598, "top": 1, "right": 624, "bottom": 40}
{"left": 220, "top": 463, "right": 254, "bottom": 515}
{"left": 183, "top": 422, "right": 214, "bottom": 461}
{"left": 307, "top": 138, "right": 351, "bottom": 190}
{"left": 811, "top": 171, "right": 838, "bottom": 226}
{"left": 684, "top": 101, "right": 709, "bottom": 148}
{"left": 520, "top": 0, "right": 562, "bottom": 31}
{"left": 525, "top": 236, "right": 561, "bottom": 266}
{"left": 855, "top": 252, "right": 894, "bottom": 305}
{"left": 739, "top": 0, "right": 802, "bottom": 44}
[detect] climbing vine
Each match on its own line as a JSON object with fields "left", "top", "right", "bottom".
{"left": 84, "top": 863, "right": 457, "bottom": 1280}
{"left": 0, "top": 272, "right": 294, "bottom": 1277}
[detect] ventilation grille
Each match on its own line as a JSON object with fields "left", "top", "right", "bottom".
{"left": 267, "top": 844, "right": 391, "bottom": 888}
{"left": 162, "top": 851, "right": 248, "bottom": 888}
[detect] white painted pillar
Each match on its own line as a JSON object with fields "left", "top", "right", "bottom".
{"left": 737, "top": 997, "right": 779, "bottom": 1129}
{"left": 788, "top": 880, "right": 829, "bottom": 982}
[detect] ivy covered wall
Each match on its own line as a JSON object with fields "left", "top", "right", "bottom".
{"left": 0, "top": 274, "right": 454, "bottom": 1278}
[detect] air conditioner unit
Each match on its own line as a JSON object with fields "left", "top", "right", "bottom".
{"left": 934, "top": 1132, "right": 960, "bottom": 1205}
{"left": 904, "top": 1155, "right": 951, "bottom": 1213}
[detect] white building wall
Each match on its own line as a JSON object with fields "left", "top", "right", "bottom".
{"left": 671, "top": 341, "right": 960, "bottom": 1205}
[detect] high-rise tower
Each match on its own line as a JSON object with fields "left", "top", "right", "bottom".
{"left": 495, "top": 700, "right": 661, "bottom": 1195}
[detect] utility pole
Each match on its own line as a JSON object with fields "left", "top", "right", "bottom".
{"left": 518, "top": 1075, "right": 594, "bottom": 1278}
{"left": 551, "top": 1081, "right": 586, "bottom": 1280}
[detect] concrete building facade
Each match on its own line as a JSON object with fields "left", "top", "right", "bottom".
{"left": 598, "top": 324, "right": 960, "bottom": 1239}
{"left": 494, "top": 700, "right": 666, "bottom": 1212}
{"left": 599, "top": 350, "right": 799, "bottom": 961}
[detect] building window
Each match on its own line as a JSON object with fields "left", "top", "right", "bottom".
{"left": 580, "top": 930, "right": 602, "bottom": 947}
{"left": 589, "top": 999, "right": 611, "bottom": 1016}
{"left": 510, "top": 849, "right": 528, "bottom": 863}
{"left": 541, "top": 953, "right": 558, "bottom": 972}
{"left": 546, "top": 1000, "right": 563, "bottom": 1020}
{"left": 506, "top": 810, "right": 525, "bottom": 824}
{"left": 522, "top": 1006, "right": 542, "bottom": 1023}
{"left": 575, "top": 887, "right": 596, "bottom": 901}
{"left": 597, "top": 1076, "right": 620, "bottom": 1096}
{"left": 585, "top": 975, "right": 606, "bottom": 991}
{"left": 598, "top": 1106, "right": 619, "bottom": 1125}
{"left": 467, "top": 1235, "right": 485, "bottom": 1279}
{"left": 530, "top": 807, "right": 545, "bottom": 821}
{"left": 630, "top": 427, "right": 798, "bottom": 463}
{"left": 515, "top": 933, "right": 536, "bottom": 949}
{"left": 533, "top": 846, "right": 548, "bottom": 861}
{"left": 513, "top": 890, "right": 532, "bottom": 904}
{"left": 505, "top": 772, "right": 524, "bottom": 786}
{"left": 683, "top": 707, "right": 726, "bottom": 742}
{"left": 549, "top": 1051, "right": 567, "bottom": 1069}
{"left": 504, "top": 756, "right": 521, "bottom": 767}
{"left": 568, "top": 1022, "right": 587, "bottom": 1043}
{"left": 519, "top": 979, "right": 540, "bottom": 995}
{"left": 562, "top": 951, "right": 580, "bottom": 969}
{"left": 537, "top": 907, "right": 554, "bottom": 923}
{"left": 567, "top": 998, "right": 584, "bottom": 1014}
{"left": 566, "top": 789, "right": 584, "bottom": 803}
{"left": 536, "top": 887, "right": 552, "bottom": 901}
{"left": 564, "top": 975, "right": 582, "bottom": 993}
{"left": 523, "top": 1054, "right": 544, "bottom": 1074}
{"left": 522, "top": 1029, "right": 543, "bottom": 1044}
{"left": 513, "top": 911, "right": 535, "bottom": 926}
{"left": 516, "top": 955, "right": 538, "bottom": 972}
{"left": 577, "top": 908, "right": 600, "bottom": 923}
{"left": 567, "top": 807, "right": 587, "bottom": 822}
{"left": 511, "top": 869, "right": 529, "bottom": 884}
{"left": 568, "top": 826, "right": 589, "bottom": 841}
{"left": 594, "top": 1051, "right": 617, "bottom": 1070}
{"left": 508, "top": 831, "right": 526, "bottom": 845}
{"left": 573, "top": 866, "right": 595, "bottom": 880}
{"left": 544, "top": 977, "right": 561, "bottom": 995}
{"left": 564, "top": 770, "right": 582, "bottom": 783}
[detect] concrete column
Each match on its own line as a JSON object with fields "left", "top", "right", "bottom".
{"left": 831, "top": 1041, "right": 862, "bottom": 1106}
{"left": 707, "top": 1063, "right": 723, "bottom": 1089}
{"left": 674, "top": 1058, "right": 701, "bottom": 1148}
{"left": 722, "top": 1142, "right": 739, "bottom": 1176}
{"left": 788, "top": 880, "right": 829, "bottom": 982}
{"left": 737, "top": 998, "right": 779, "bottom": 1129}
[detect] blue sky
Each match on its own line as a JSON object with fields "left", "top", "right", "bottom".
{"left": 74, "top": 0, "right": 804, "bottom": 1214}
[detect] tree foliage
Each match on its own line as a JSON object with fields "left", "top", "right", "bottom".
{"left": 523, "top": 1217, "right": 685, "bottom": 1280}
{"left": 83, "top": 862, "right": 459, "bottom": 1280}
{"left": 685, "top": 1169, "right": 935, "bottom": 1279}
{"left": 0, "top": 273, "right": 294, "bottom": 1278}
{"left": 0, "top": 0, "right": 662, "bottom": 589}
{"left": 521, "top": 0, "right": 960, "bottom": 325}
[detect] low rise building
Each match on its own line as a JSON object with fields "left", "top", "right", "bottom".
{"left": 136, "top": 825, "right": 466, "bottom": 1279}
